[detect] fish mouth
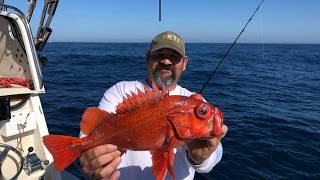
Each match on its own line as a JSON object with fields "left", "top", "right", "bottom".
{"left": 208, "top": 116, "right": 223, "bottom": 137}
{"left": 208, "top": 117, "right": 216, "bottom": 137}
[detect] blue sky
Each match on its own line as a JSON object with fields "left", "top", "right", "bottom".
{"left": 7, "top": 0, "right": 320, "bottom": 43}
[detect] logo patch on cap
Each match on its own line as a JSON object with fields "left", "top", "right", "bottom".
{"left": 162, "top": 33, "right": 181, "bottom": 44}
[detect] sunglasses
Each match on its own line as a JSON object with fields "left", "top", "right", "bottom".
{"left": 150, "top": 53, "right": 183, "bottom": 65}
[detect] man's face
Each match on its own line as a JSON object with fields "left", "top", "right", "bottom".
{"left": 147, "top": 48, "right": 188, "bottom": 90}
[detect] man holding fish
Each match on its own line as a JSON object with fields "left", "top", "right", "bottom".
{"left": 79, "top": 31, "right": 228, "bottom": 180}
{"left": 43, "top": 31, "right": 228, "bottom": 180}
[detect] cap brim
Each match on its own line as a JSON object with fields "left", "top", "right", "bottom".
{"left": 150, "top": 43, "right": 184, "bottom": 56}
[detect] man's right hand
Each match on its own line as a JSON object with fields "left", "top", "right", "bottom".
{"left": 79, "top": 144, "right": 122, "bottom": 180}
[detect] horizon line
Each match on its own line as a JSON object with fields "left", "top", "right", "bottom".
{"left": 49, "top": 41, "right": 320, "bottom": 45}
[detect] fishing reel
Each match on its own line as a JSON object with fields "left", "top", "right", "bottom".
{"left": 23, "top": 146, "right": 49, "bottom": 176}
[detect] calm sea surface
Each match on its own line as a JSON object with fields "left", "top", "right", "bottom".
{"left": 41, "top": 43, "right": 320, "bottom": 179}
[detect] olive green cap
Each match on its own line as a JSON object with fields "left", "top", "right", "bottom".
{"left": 149, "top": 31, "right": 185, "bottom": 56}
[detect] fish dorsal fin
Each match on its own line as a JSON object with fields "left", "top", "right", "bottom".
{"left": 116, "top": 85, "right": 168, "bottom": 114}
{"left": 80, "top": 107, "right": 112, "bottom": 135}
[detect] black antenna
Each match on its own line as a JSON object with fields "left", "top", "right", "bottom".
{"left": 159, "top": 0, "right": 162, "bottom": 21}
{"left": 199, "top": 0, "right": 264, "bottom": 94}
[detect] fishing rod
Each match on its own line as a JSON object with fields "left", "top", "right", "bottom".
{"left": 199, "top": 0, "right": 265, "bottom": 94}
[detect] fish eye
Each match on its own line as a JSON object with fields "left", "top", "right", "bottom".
{"left": 196, "top": 104, "right": 211, "bottom": 119}
{"left": 200, "top": 107, "right": 207, "bottom": 115}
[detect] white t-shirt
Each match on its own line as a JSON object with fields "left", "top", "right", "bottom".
{"left": 91, "top": 80, "right": 223, "bottom": 180}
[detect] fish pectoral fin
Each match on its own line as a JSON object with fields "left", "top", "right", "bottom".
{"left": 151, "top": 148, "right": 176, "bottom": 180}
{"left": 80, "top": 107, "right": 112, "bottom": 134}
{"left": 151, "top": 129, "right": 177, "bottom": 180}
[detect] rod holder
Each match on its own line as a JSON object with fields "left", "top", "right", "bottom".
{"left": 35, "top": 27, "right": 52, "bottom": 52}
{"left": 26, "top": 0, "right": 37, "bottom": 22}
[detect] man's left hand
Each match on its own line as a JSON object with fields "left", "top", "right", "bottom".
{"left": 186, "top": 125, "right": 228, "bottom": 165}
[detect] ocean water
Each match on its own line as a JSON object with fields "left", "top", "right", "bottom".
{"left": 41, "top": 43, "right": 320, "bottom": 179}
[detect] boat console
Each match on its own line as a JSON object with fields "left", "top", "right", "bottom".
{"left": 0, "top": 1, "right": 78, "bottom": 179}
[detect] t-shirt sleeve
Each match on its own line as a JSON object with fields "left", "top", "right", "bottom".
{"left": 185, "top": 143, "right": 223, "bottom": 173}
{"left": 98, "top": 82, "right": 125, "bottom": 113}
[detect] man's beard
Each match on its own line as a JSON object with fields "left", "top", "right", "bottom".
{"left": 152, "top": 65, "right": 176, "bottom": 88}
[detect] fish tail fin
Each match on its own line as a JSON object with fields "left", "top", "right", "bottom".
{"left": 151, "top": 148, "right": 176, "bottom": 180}
{"left": 43, "top": 135, "right": 82, "bottom": 171}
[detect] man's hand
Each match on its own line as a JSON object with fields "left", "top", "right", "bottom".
{"left": 79, "top": 144, "right": 122, "bottom": 180}
{"left": 186, "top": 125, "right": 228, "bottom": 165}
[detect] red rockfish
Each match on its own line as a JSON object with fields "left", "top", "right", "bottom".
{"left": 43, "top": 86, "right": 224, "bottom": 180}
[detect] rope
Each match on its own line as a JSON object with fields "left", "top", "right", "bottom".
{"left": 0, "top": 77, "right": 32, "bottom": 89}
